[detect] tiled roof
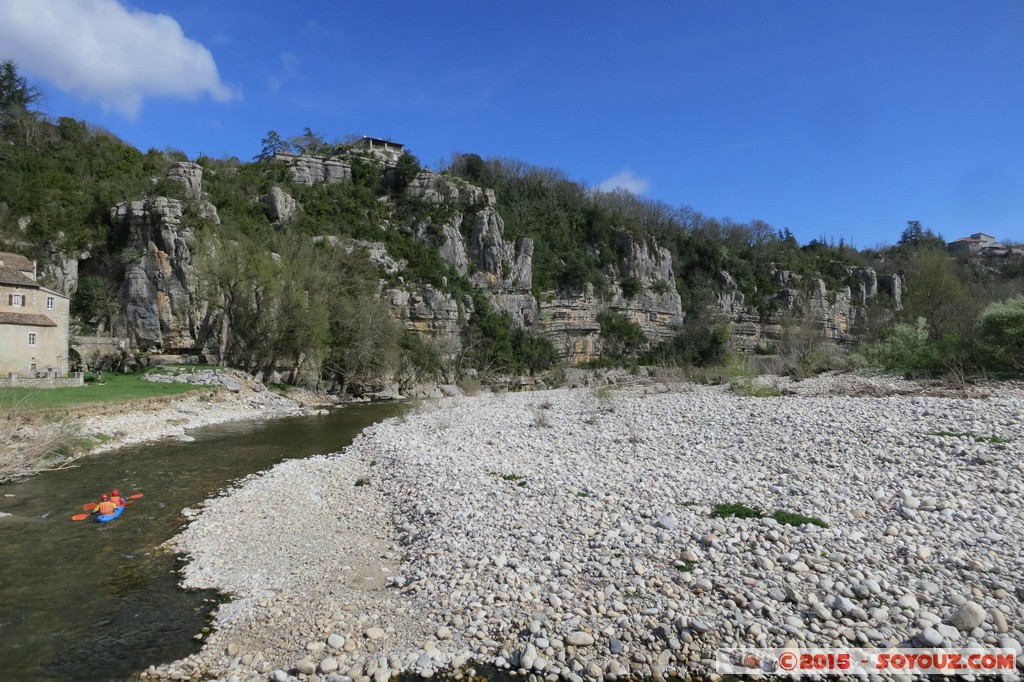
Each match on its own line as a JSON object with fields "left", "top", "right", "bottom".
{"left": 0, "top": 252, "right": 33, "bottom": 271}
{"left": 0, "top": 311, "right": 57, "bottom": 327}
{"left": 0, "top": 265, "right": 39, "bottom": 287}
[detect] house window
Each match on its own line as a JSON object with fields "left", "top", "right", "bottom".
{"left": 28, "top": 332, "right": 37, "bottom": 346}
{"left": 47, "top": 296, "right": 55, "bottom": 310}
{"left": 10, "top": 293, "right": 23, "bottom": 307}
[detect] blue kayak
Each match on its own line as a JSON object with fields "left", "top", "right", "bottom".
{"left": 96, "top": 505, "right": 124, "bottom": 523}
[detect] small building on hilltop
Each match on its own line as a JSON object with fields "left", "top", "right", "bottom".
{"left": 0, "top": 252, "right": 71, "bottom": 377}
{"left": 948, "top": 232, "right": 999, "bottom": 257}
{"left": 354, "top": 136, "right": 404, "bottom": 162}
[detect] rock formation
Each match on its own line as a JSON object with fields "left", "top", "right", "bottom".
{"left": 167, "top": 162, "right": 204, "bottom": 200}
{"left": 715, "top": 264, "right": 905, "bottom": 352}
{"left": 98, "top": 151, "right": 913, "bottom": 370}
{"left": 275, "top": 153, "right": 352, "bottom": 186}
{"left": 266, "top": 186, "right": 298, "bottom": 225}
{"left": 386, "top": 285, "right": 471, "bottom": 351}
{"left": 110, "top": 197, "right": 213, "bottom": 351}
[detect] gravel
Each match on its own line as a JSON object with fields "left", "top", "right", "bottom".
{"left": 143, "top": 378, "right": 1024, "bottom": 681}
{"left": 77, "top": 369, "right": 327, "bottom": 454}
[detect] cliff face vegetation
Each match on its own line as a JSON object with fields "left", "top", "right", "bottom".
{"left": 1, "top": 65, "right": 1022, "bottom": 390}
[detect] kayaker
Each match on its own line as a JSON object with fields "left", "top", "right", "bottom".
{"left": 110, "top": 490, "right": 126, "bottom": 507}
{"left": 92, "top": 493, "right": 117, "bottom": 517}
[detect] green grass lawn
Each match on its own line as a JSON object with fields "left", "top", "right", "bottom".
{"left": 0, "top": 372, "right": 208, "bottom": 412}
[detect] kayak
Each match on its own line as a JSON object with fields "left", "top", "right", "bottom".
{"left": 96, "top": 505, "right": 125, "bottom": 523}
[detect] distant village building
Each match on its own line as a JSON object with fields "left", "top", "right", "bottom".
{"left": 354, "top": 136, "right": 404, "bottom": 162}
{"left": 948, "top": 232, "right": 999, "bottom": 257}
{"left": 0, "top": 252, "right": 71, "bottom": 377}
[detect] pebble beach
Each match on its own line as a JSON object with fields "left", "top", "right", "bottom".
{"left": 143, "top": 377, "right": 1024, "bottom": 681}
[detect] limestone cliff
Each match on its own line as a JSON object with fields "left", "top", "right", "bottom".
{"left": 107, "top": 163, "right": 221, "bottom": 352}
{"left": 715, "top": 264, "right": 905, "bottom": 352}
{"left": 386, "top": 285, "right": 472, "bottom": 353}
{"left": 275, "top": 153, "right": 352, "bottom": 186}
{"left": 536, "top": 234, "right": 685, "bottom": 363}
{"left": 404, "top": 169, "right": 685, "bottom": 363}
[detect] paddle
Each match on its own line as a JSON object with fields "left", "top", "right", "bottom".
{"left": 128, "top": 493, "right": 144, "bottom": 500}
{"left": 71, "top": 513, "right": 91, "bottom": 521}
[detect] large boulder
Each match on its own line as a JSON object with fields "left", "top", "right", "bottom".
{"left": 266, "top": 186, "right": 298, "bottom": 224}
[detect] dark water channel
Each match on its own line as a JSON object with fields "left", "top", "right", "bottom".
{"left": 0, "top": 404, "right": 399, "bottom": 682}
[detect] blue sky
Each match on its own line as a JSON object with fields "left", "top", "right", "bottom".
{"left": 2, "top": 0, "right": 1022, "bottom": 248}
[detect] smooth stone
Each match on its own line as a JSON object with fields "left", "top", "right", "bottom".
{"left": 566, "top": 631, "right": 594, "bottom": 646}
{"left": 919, "top": 628, "right": 943, "bottom": 647}
{"left": 951, "top": 602, "right": 986, "bottom": 631}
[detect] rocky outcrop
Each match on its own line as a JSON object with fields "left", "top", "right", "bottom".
{"left": 407, "top": 171, "right": 476, "bottom": 206}
{"left": 437, "top": 218, "right": 470, "bottom": 276}
{"left": 110, "top": 197, "right": 212, "bottom": 351}
{"left": 403, "top": 169, "right": 689, "bottom": 364}
{"left": 407, "top": 170, "right": 538, "bottom": 328}
{"left": 386, "top": 285, "right": 472, "bottom": 351}
{"left": 167, "top": 162, "right": 204, "bottom": 199}
{"left": 312, "top": 236, "right": 407, "bottom": 275}
{"left": 537, "top": 285, "right": 604, "bottom": 363}
{"left": 715, "top": 264, "right": 905, "bottom": 352}
{"left": 40, "top": 248, "right": 89, "bottom": 297}
{"left": 276, "top": 153, "right": 352, "bottom": 186}
{"left": 535, "top": 237, "right": 685, "bottom": 364}
{"left": 878, "top": 273, "right": 903, "bottom": 309}
{"left": 266, "top": 186, "right": 298, "bottom": 225}
{"left": 607, "top": 234, "right": 684, "bottom": 340}
{"left": 167, "top": 162, "right": 220, "bottom": 225}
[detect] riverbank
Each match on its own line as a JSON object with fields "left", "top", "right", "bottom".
{"left": 0, "top": 369, "right": 335, "bottom": 485}
{"left": 74, "top": 369, "right": 334, "bottom": 455}
{"left": 146, "top": 375, "right": 1024, "bottom": 681}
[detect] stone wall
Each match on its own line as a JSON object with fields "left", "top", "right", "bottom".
{"left": 0, "top": 372, "right": 84, "bottom": 388}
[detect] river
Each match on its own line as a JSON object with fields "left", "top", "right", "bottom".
{"left": 0, "top": 403, "right": 398, "bottom": 682}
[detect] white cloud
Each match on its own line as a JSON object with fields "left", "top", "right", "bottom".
{"left": 0, "top": 0, "right": 236, "bottom": 118}
{"left": 597, "top": 169, "right": 650, "bottom": 195}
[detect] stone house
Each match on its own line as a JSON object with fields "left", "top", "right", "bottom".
{"left": 948, "top": 232, "right": 999, "bottom": 257}
{"left": 354, "top": 136, "right": 404, "bottom": 162}
{"left": 0, "top": 252, "right": 71, "bottom": 376}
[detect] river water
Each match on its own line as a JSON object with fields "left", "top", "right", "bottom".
{"left": 0, "top": 404, "right": 398, "bottom": 682}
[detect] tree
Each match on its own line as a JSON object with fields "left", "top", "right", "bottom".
{"left": 898, "top": 220, "right": 946, "bottom": 250}
{"left": 289, "top": 127, "right": 329, "bottom": 156}
{"left": 899, "top": 220, "right": 924, "bottom": 245}
{"left": 0, "top": 60, "right": 42, "bottom": 114}
{"left": 901, "top": 247, "right": 971, "bottom": 339}
{"left": 324, "top": 294, "right": 402, "bottom": 394}
{"left": 388, "top": 151, "right": 422, "bottom": 194}
{"left": 255, "top": 130, "right": 290, "bottom": 161}
{"left": 0, "top": 60, "right": 44, "bottom": 146}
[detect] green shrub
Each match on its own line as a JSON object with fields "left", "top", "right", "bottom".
{"left": 597, "top": 309, "right": 646, "bottom": 358}
{"left": 976, "top": 296, "right": 1024, "bottom": 372}
{"left": 710, "top": 503, "right": 763, "bottom": 519}
{"left": 771, "top": 510, "right": 829, "bottom": 528}
{"left": 643, "top": 319, "right": 730, "bottom": 367}
{"left": 857, "top": 317, "right": 933, "bottom": 374}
